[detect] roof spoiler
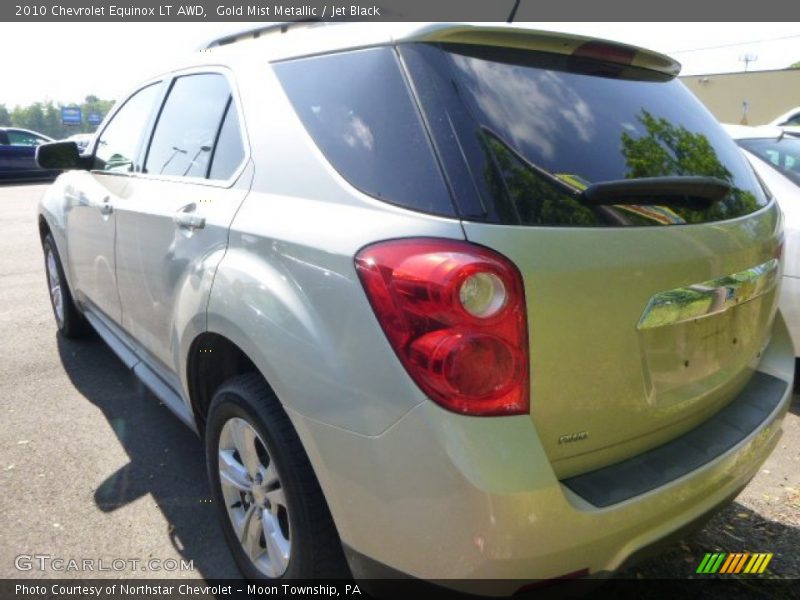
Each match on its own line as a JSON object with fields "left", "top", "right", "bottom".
{"left": 198, "top": 23, "right": 681, "bottom": 77}
{"left": 411, "top": 26, "right": 681, "bottom": 77}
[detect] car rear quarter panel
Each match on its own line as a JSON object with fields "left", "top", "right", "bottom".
{"left": 206, "top": 60, "right": 465, "bottom": 436}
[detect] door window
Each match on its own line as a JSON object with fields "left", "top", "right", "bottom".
{"left": 95, "top": 83, "right": 161, "bottom": 173}
{"left": 144, "top": 73, "right": 232, "bottom": 179}
{"left": 208, "top": 99, "right": 246, "bottom": 180}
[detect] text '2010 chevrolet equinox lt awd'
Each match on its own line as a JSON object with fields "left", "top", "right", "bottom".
{"left": 36, "top": 23, "right": 794, "bottom": 592}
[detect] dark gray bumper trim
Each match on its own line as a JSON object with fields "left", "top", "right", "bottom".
{"left": 562, "top": 371, "right": 788, "bottom": 508}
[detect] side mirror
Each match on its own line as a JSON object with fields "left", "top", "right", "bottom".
{"left": 36, "top": 141, "right": 91, "bottom": 171}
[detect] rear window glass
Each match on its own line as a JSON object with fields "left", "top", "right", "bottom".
{"left": 405, "top": 43, "right": 768, "bottom": 227}
{"left": 273, "top": 47, "right": 454, "bottom": 217}
{"left": 737, "top": 137, "right": 800, "bottom": 187}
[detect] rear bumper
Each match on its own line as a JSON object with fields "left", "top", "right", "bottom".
{"left": 290, "top": 312, "right": 794, "bottom": 592}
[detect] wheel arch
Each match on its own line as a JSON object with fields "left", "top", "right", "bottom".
{"left": 186, "top": 331, "right": 259, "bottom": 434}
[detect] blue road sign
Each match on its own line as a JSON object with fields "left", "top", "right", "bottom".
{"left": 88, "top": 112, "right": 102, "bottom": 126}
{"left": 61, "top": 107, "right": 82, "bottom": 126}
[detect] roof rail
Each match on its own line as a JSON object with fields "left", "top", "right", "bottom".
{"left": 200, "top": 20, "right": 327, "bottom": 49}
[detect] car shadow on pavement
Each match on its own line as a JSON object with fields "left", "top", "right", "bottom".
{"left": 616, "top": 501, "right": 800, "bottom": 587}
{"left": 56, "top": 333, "right": 240, "bottom": 579}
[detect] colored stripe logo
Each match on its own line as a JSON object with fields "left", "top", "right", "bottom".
{"left": 696, "top": 552, "right": 773, "bottom": 574}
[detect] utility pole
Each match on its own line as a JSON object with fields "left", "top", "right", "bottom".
{"left": 739, "top": 53, "right": 758, "bottom": 72}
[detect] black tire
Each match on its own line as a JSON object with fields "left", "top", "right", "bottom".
{"left": 42, "top": 233, "right": 88, "bottom": 338}
{"left": 205, "top": 372, "right": 348, "bottom": 580}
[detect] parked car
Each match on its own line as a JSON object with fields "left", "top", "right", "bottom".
{"left": 724, "top": 124, "right": 800, "bottom": 356}
{"left": 769, "top": 106, "right": 800, "bottom": 138}
{"left": 36, "top": 23, "right": 794, "bottom": 590}
{"left": 0, "top": 127, "right": 59, "bottom": 181}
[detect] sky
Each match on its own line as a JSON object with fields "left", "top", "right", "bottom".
{"left": 1, "top": 22, "right": 799, "bottom": 108}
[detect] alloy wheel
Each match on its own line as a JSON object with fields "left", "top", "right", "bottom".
{"left": 218, "top": 417, "right": 291, "bottom": 577}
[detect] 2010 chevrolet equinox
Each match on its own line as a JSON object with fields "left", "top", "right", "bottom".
{"left": 36, "top": 23, "right": 794, "bottom": 591}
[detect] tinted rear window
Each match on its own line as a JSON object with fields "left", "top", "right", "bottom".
{"left": 403, "top": 43, "right": 768, "bottom": 227}
{"left": 273, "top": 47, "right": 455, "bottom": 217}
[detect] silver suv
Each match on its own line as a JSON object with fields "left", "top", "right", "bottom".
{"left": 37, "top": 23, "right": 793, "bottom": 589}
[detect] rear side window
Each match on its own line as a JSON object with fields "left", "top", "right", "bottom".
{"left": 273, "top": 47, "right": 454, "bottom": 216}
{"left": 738, "top": 137, "right": 800, "bottom": 186}
{"left": 95, "top": 83, "right": 161, "bottom": 173}
{"left": 145, "top": 73, "right": 231, "bottom": 178}
{"left": 402, "top": 43, "right": 769, "bottom": 227}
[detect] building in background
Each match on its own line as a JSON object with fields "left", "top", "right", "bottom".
{"left": 681, "top": 68, "right": 800, "bottom": 125}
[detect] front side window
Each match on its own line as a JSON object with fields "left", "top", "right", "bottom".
{"left": 144, "top": 73, "right": 231, "bottom": 178}
{"left": 95, "top": 83, "right": 161, "bottom": 173}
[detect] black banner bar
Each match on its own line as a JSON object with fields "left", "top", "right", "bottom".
{"left": 3, "top": 578, "right": 800, "bottom": 600}
{"left": 1, "top": 0, "right": 799, "bottom": 22}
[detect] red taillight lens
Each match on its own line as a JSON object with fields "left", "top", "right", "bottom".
{"left": 355, "top": 238, "right": 529, "bottom": 416}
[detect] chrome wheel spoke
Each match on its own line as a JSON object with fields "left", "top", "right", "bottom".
{"left": 264, "top": 487, "right": 286, "bottom": 515}
{"left": 262, "top": 511, "right": 290, "bottom": 575}
{"left": 239, "top": 505, "right": 265, "bottom": 562}
{"left": 230, "top": 418, "right": 262, "bottom": 477}
{"left": 218, "top": 449, "right": 251, "bottom": 492}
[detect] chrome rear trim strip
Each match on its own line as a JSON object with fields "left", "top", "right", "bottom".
{"left": 637, "top": 258, "right": 779, "bottom": 331}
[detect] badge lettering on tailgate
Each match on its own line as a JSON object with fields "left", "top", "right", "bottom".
{"left": 558, "top": 431, "right": 589, "bottom": 444}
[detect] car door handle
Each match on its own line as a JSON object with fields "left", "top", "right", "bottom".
{"left": 173, "top": 205, "right": 206, "bottom": 230}
{"left": 99, "top": 197, "right": 113, "bottom": 215}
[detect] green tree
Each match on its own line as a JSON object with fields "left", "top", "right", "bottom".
{"left": 0, "top": 104, "right": 10, "bottom": 126}
{"left": 12, "top": 102, "right": 47, "bottom": 134}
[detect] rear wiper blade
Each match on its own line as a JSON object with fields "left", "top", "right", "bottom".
{"left": 581, "top": 176, "right": 731, "bottom": 210}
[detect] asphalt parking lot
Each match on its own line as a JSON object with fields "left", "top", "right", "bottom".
{"left": 0, "top": 183, "right": 798, "bottom": 585}
{"left": 0, "top": 183, "right": 238, "bottom": 580}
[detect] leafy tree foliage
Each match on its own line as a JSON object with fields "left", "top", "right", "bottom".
{"left": 621, "top": 110, "right": 760, "bottom": 222}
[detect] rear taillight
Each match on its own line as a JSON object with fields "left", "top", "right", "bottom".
{"left": 355, "top": 238, "right": 529, "bottom": 416}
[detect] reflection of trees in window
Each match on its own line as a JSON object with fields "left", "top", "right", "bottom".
{"left": 479, "top": 128, "right": 660, "bottom": 226}
{"left": 480, "top": 129, "right": 605, "bottom": 226}
{"left": 621, "top": 110, "right": 759, "bottom": 223}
